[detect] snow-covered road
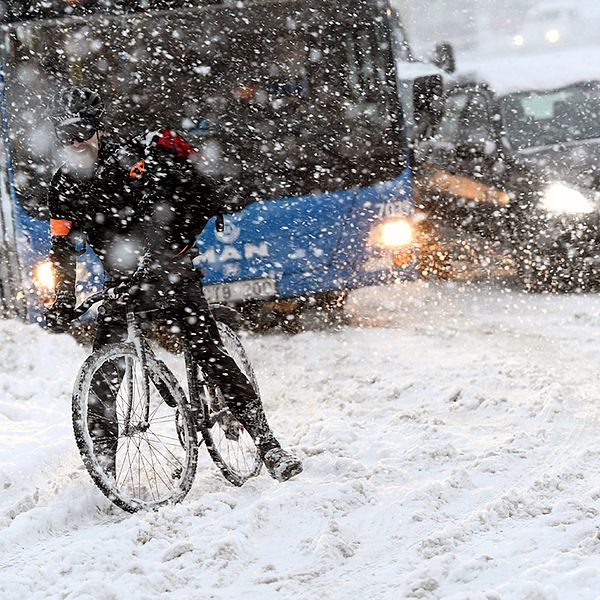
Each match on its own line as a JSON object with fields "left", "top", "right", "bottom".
{"left": 3, "top": 282, "right": 600, "bottom": 599}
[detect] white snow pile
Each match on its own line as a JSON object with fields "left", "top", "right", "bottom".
{"left": 3, "top": 282, "right": 600, "bottom": 598}
{"left": 456, "top": 44, "right": 600, "bottom": 96}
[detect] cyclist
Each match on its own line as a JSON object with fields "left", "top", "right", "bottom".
{"left": 44, "top": 85, "right": 303, "bottom": 482}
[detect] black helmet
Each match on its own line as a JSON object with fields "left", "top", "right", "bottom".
{"left": 48, "top": 86, "right": 105, "bottom": 129}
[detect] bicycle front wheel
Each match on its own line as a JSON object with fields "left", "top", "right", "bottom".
{"left": 199, "top": 322, "right": 263, "bottom": 486}
{"left": 72, "top": 342, "right": 198, "bottom": 512}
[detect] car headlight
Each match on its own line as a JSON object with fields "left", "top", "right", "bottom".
{"left": 539, "top": 183, "right": 595, "bottom": 215}
{"left": 370, "top": 218, "right": 413, "bottom": 248}
{"left": 512, "top": 34, "right": 525, "bottom": 47}
{"left": 33, "top": 260, "right": 56, "bottom": 292}
{"left": 545, "top": 29, "right": 560, "bottom": 44}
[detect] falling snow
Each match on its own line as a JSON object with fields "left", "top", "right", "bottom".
{"left": 2, "top": 1, "right": 600, "bottom": 598}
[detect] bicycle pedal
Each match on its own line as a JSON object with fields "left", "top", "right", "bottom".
{"left": 224, "top": 427, "right": 241, "bottom": 441}
{"left": 218, "top": 413, "right": 241, "bottom": 441}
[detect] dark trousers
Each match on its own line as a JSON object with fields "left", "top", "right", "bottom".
{"left": 87, "top": 272, "right": 279, "bottom": 466}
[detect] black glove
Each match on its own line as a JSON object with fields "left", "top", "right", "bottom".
{"left": 125, "top": 255, "right": 157, "bottom": 299}
{"left": 44, "top": 291, "right": 75, "bottom": 333}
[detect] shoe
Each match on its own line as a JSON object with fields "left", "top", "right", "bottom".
{"left": 262, "top": 447, "right": 303, "bottom": 482}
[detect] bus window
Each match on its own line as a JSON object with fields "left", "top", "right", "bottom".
{"left": 342, "top": 28, "right": 396, "bottom": 142}
{"left": 4, "top": 5, "right": 404, "bottom": 217}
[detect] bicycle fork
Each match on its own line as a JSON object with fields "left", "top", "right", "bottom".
{"left": 122, "top": 308, "right": 151, "bottom": 436}
{"left": 182, "top": 341, "right": 205, "bottom": 430}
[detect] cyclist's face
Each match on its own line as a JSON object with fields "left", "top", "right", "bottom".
{"left": 70, "top": 133, "right": 100, "bottom": 159}
{"left": 60, "top": 130, "right": 101, "bottom": 179}
{"left": 55, "top": 121, "right": 97, "bottom": 146}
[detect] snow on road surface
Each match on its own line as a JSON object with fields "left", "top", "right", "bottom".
{"left": 3, "top": 282, "right": 600, "bottom": 599}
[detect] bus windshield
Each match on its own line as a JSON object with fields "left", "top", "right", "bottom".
{"left": 3, "top": 0, "right": 405, "bottom": 218}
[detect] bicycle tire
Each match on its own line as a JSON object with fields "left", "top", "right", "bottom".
{"left": 199, "top": 322, "right": 263, "bottom": 486}
{"left": 72, "top": 342, "right": 198, "bottom": 512}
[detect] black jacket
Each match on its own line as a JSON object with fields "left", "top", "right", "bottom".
{"left": 48, "top": 130, "right": 222, "bottom": 304}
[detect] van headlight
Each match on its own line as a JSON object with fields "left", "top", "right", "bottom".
{"left": 33, "top": 260, "right": 56, "bottom": 292}
{"left": 370, "top": 218, "right": 413, "bottom": 248}
{"left": 539, "top": 183, "right": 595, "bottom": 215}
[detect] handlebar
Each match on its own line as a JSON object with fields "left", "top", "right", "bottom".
{"left": 72, "top": 285, "right": 130, "bottom": 320}
{"left": 72, "top": 287, "right": 240, "bottom": 324}
{"left": 72, "top": 291, "right": 107, "bottom": 320}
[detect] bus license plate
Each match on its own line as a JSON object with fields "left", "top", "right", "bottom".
{"left": 203, "top": 278, "right": 277, "bottom": 304}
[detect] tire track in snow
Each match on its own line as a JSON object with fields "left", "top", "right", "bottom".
{"left": 347, "top": 283, "right": 600, "bottom": 596}
{"left": 4, "top": 284, "right": 600, "bottom": 598}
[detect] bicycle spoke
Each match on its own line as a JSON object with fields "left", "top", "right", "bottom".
{"left": 123, "top": 431, "right": 143, "bottom": 500}
{"left": 146, "top": 428, "right": 185, "bottom": 469}
{"left": 137, "top": 438, "right": 158, "bottom": 502}
{"left": 210, "top": 411, "right": 258, "bottom": 479}
{"left": 152, "top": 432, "right": 181, "bottom": 448}
{"left": 148, "top": 413, "right": 176, "bottom": 420}
{"left": 124, "top": 436, "right": 138, "bottom": 496}
{"left": 146, "top": 388, "right": 168, "bottom": 423}
{"left": 97, "top": 365, "right": 120, "bottom": 399}
{"left": 143, "top": 436, "right": 178, "bottom": 490}
{"left": 115, "top": 388, "right": 182, "bottom": 497}
{"left": 126, "top": 433, "right": 143, "bottom": 497}
{"left": 116, "top": 437, "right": 132, "bottom": 485}
{"left": 140, "top": 437, "right": 172, "bottom": 499}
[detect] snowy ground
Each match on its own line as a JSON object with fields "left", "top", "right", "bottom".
{"left": 3, "top": 282, "right": 600, "bottom": 599}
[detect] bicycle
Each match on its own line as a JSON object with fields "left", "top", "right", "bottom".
{"left": 70, "top": 288, "right": 262, "bottom": 513}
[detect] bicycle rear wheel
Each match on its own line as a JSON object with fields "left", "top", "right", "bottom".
{"left": 72, "top": 342, "right": 198, "bottom": 512}
{"left": 199, "top": 322, "right": 262, "bottom": 486}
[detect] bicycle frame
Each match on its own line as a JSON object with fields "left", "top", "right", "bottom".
{"left": 123, "top": 303, "right": 209, "bottom": 435}
{"left": 71, "top": 288, "right": 264, "bottom": 507}
{"left": 74, "top": 289, "right": 230, "bottom": 434}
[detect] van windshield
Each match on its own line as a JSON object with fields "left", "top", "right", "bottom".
{"left": 500, "top": 82, "right": 600, "bottom": 150}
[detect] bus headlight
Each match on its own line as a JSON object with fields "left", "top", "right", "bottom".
{"left": 33, "top": 260, "right": 56, "bottom": 293}
{"left": 370, "top": 218, "right": 413, "bottom": 249}
{"left": 540, "top": 183, "right": 595, "bottom": 215}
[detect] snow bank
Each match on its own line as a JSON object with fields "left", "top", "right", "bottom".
{"left": 0, "top": 321, "right": 88, "bottom": 529}
{"left": 457, "top": 45, "right": 600, "bottom": 96}
{"left": 3, "top": 284, "right": 600, "bottom": 598}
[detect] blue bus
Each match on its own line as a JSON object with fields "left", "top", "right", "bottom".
{"left": 0, "top": 0, "right": 435, "bottom": 325}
